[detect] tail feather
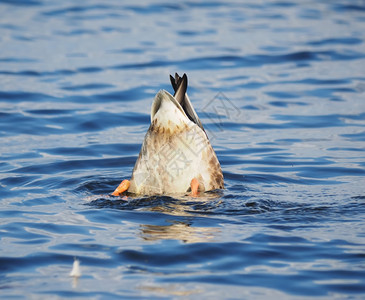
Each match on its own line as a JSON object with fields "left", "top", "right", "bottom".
{"left": 170, "top": 73, "right": 206, "bottom": 133}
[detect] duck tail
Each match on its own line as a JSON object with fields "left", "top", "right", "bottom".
{"left": 169, "top": 73, "right": 206, "bottom": 133}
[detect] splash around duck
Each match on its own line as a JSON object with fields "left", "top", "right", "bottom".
{"left": 112, "top": 73, "right": 224, "bottom": 197}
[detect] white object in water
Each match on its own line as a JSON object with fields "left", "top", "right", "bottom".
{"left": 70, "top": 259, "right": 81, "bottom": 277}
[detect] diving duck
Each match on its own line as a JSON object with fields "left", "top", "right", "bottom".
{"left": 112, "top": 73, "right": 224, "bottom": 197}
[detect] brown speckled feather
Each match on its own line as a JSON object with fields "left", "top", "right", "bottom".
{"left": 128, "top": 74, "right": 224, "bottom": 195}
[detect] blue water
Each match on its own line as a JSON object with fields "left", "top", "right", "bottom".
{"left": 1, "top": 0, "right": 365, "bottom": 298}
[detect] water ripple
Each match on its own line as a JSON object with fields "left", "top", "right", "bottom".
{"left": 1, "top": 0, "right": 365, "bottom": 298}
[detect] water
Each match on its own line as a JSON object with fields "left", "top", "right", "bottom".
{"left": 1, "top": 0, "right": 365, "bottom": 298}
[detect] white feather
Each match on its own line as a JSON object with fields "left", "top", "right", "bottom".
{"left": 70, "top": 259, "right": 81, "bottom": 277}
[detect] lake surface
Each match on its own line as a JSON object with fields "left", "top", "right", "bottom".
{"left": 1, "top": 0, "right": 365, "bottom": 299}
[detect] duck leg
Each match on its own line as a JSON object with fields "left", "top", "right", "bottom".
{"left": 111, "top": 179, "right": 130, "bottom": 196}
{"left": 190, "top": 178, "right": 200, "bottom": 197}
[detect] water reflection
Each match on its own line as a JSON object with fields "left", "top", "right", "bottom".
{"left": 140, "top": 222, "right": 220, "bottom": 243}
{"left": 87, "top": 191, "right": 223, "bottom": 243}
{"left": 138, "top": 194, "right": 222, "bottom": 243}
{"left": 139, "top": 284, "right": 202, "bottom": 297}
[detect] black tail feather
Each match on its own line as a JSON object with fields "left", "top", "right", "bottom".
{"left": 169, "top": 73, "right": 206, "bottom": 134}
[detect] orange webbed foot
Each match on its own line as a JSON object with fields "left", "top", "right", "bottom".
{"left": 190, "top": 178, "right": 200, "bottom": 197}
{"left": 111, "top": 179, "right": 130, "bottom": 196}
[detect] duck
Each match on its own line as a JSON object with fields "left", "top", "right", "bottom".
{"left": 112, "top": 73, "right": 224, "bottom": 197}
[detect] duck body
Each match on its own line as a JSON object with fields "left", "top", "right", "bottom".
{"left": 113, "top": 73, "right": 224, "bottom": 196}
